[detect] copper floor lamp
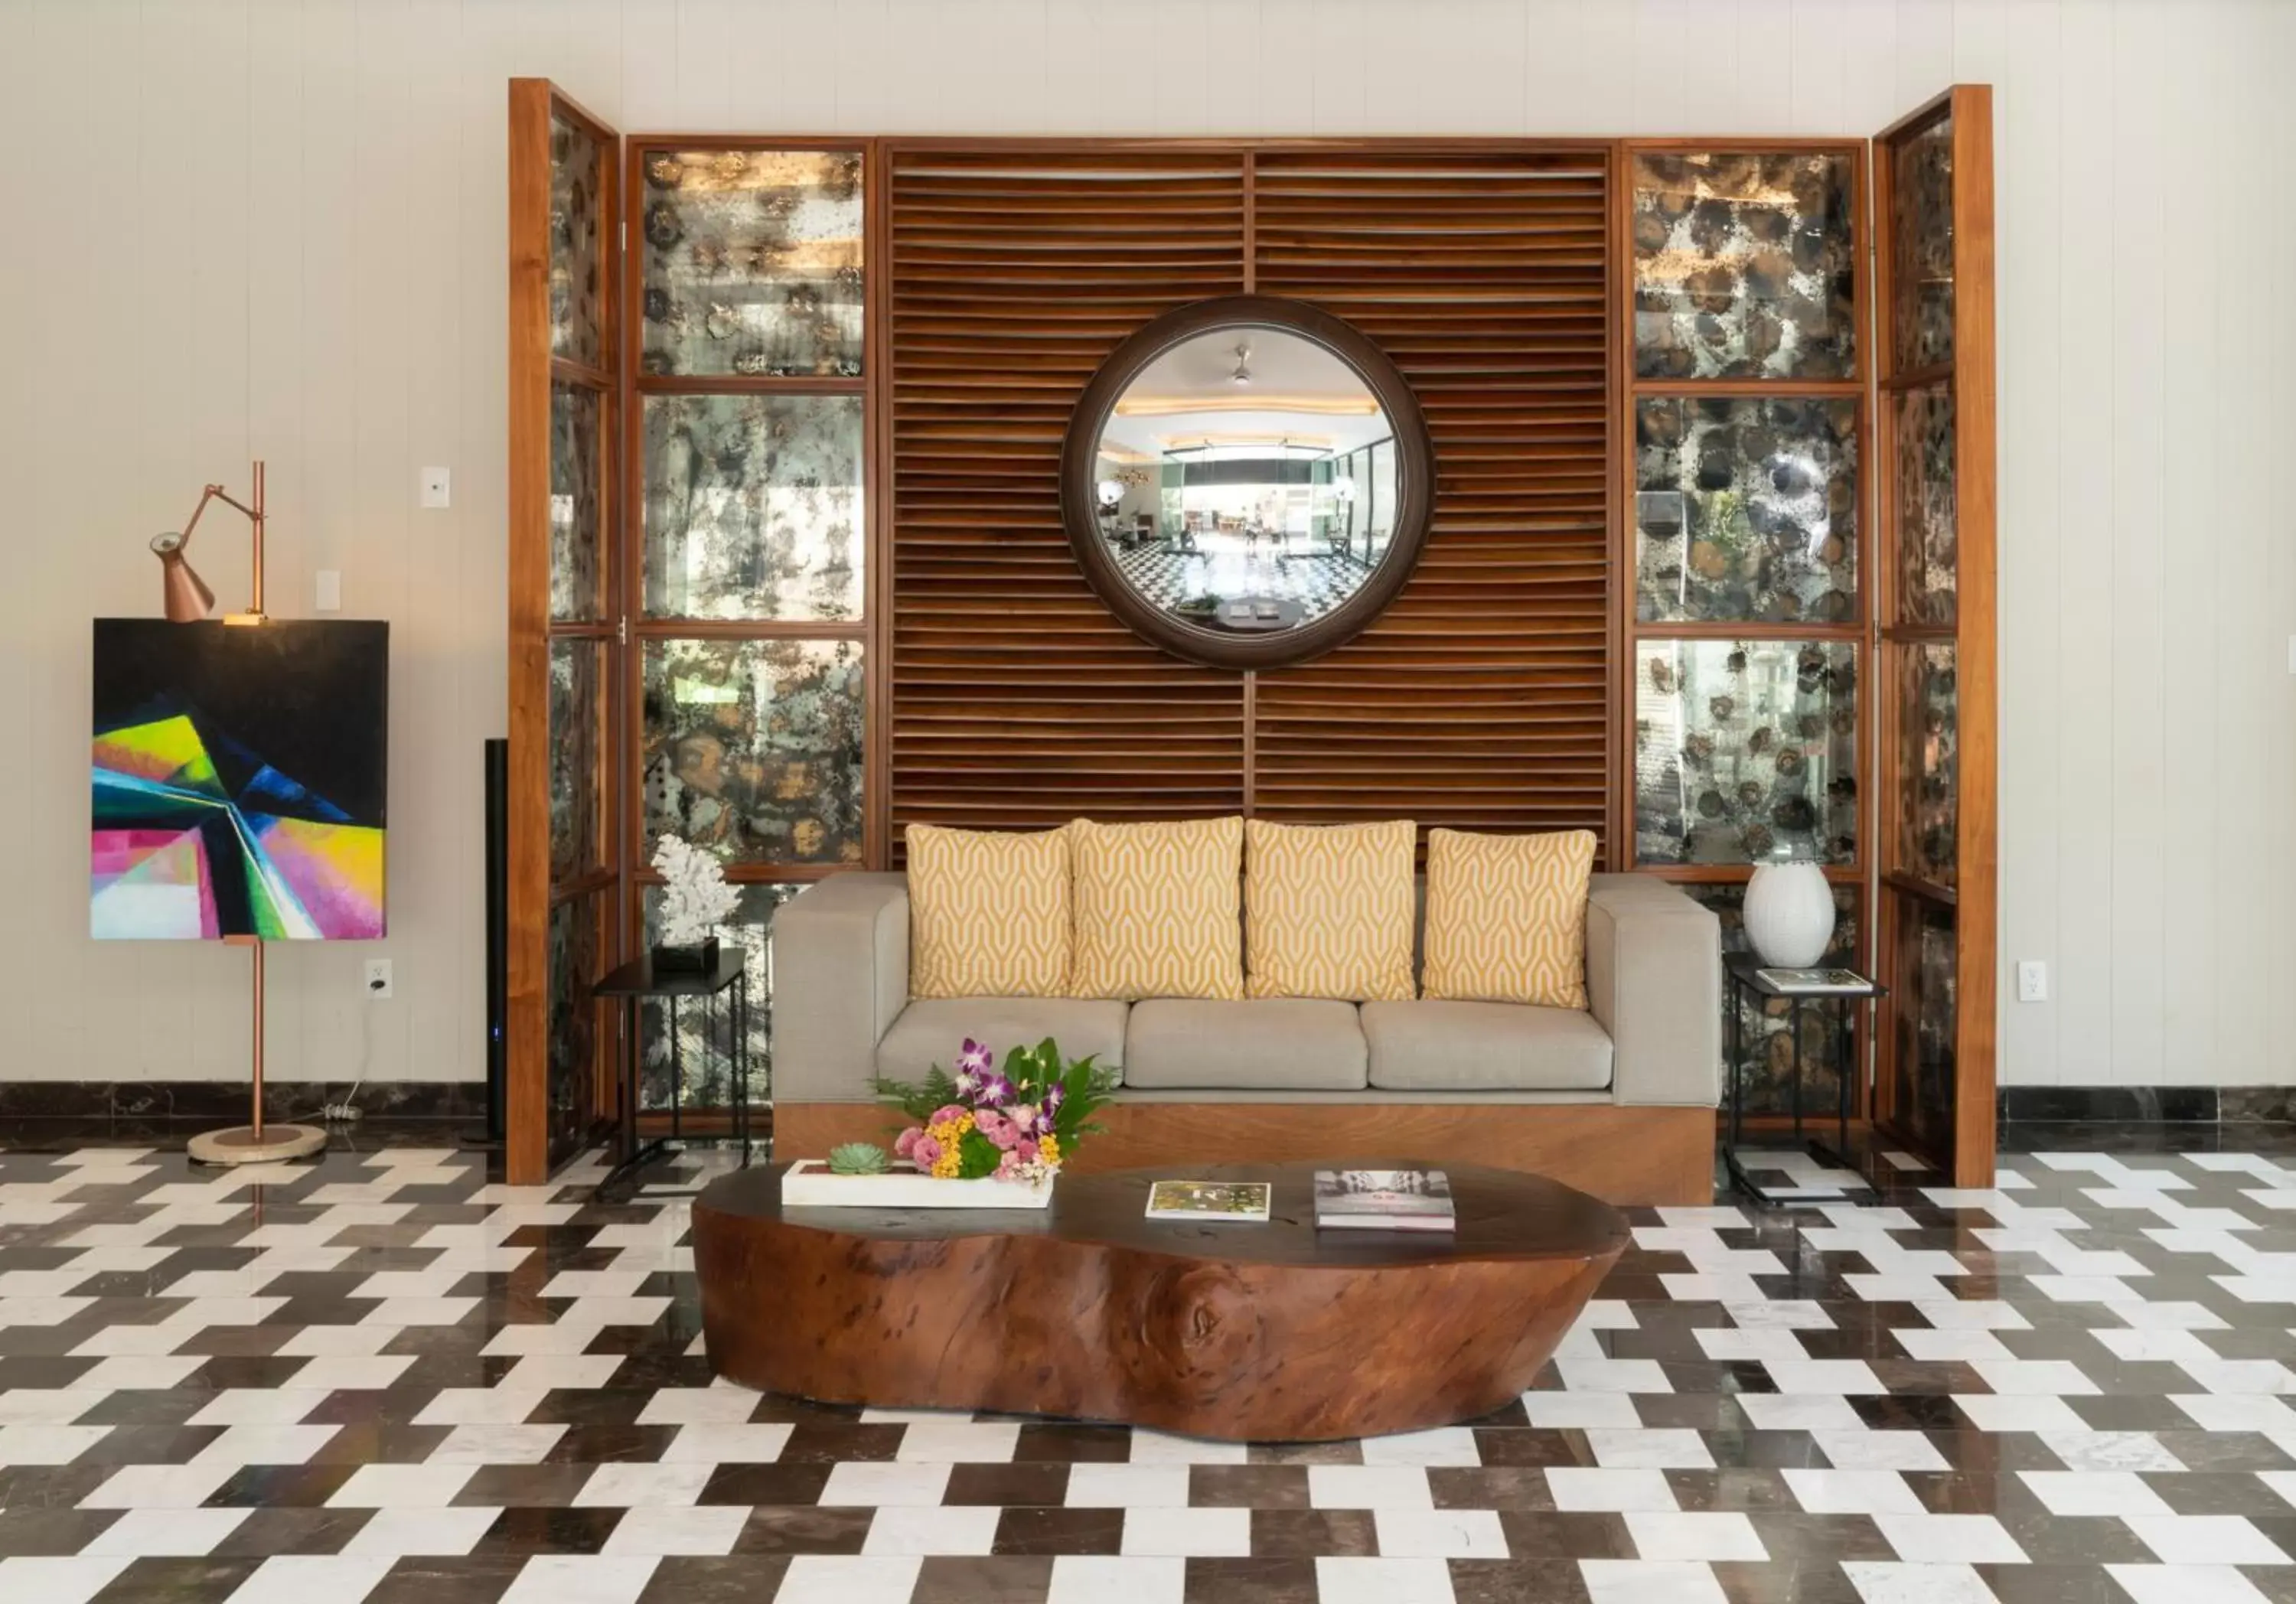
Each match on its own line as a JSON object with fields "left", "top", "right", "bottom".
{"left": 151, "top": 461, "right": 327, "bottom": 1166}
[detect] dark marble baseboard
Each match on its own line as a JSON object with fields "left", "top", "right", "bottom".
{"left": 0, "top": 1080, "right": 489, "bottom": 1123}
{"left": 1998, "top": 1084, "right": 2296, "bottom": 1126}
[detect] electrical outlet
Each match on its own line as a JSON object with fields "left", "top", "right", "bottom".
{"left": 364, "top": 959, "right": 393, "bottom": 999}
{"left": 419, "top": 467, "right": 451, "bottom": 509}
{"left": 2016, "top": 960, "right": 2047, "bottom": 1003}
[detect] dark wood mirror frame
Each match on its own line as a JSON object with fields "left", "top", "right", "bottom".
{"left": 1059, "top": 295, "right": 1436, "bottom": 671}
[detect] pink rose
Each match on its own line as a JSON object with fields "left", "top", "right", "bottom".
{"left": 973, "top": 1109, "right": 1019, "bottom": 1150}
{"left": 909, "top": 1134, "right": 942, "bottom": 1169}
{"left": 893, "top": 1126, "right": 923, "bottom": 1161}
{"left": 994, "top": 1151, "right": 1022, "bottom": 1180}
{"left": 1015, "top": 1138, "right": 1040, "bottom": 1166}
{"left": 930, "top": 1104, "right": 969, "bottom": 1127}
{"left": 1006, "top": 1102, "right": 1042, "bottom": 1136}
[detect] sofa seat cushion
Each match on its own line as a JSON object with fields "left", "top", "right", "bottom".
{"left": 1123, "top": 999, "right": 1368, "bottom": 1091}
{"left": 1362, "top": 1000, "right": 1612, "bottom": 1092}
{"left": 877, "top": 998, "right": 1128, "bottom": 1084}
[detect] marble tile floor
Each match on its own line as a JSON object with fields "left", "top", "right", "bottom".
{"left": 11, "top": 1134, "right": 2296, "bottom": 1602}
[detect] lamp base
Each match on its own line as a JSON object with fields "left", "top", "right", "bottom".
{"left": 187, "top": 1123, "right": 328, "bottom": 1166}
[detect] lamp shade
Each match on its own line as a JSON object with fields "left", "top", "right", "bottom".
{"left": 151, "top": 534, "right": 215, "bottom": 623}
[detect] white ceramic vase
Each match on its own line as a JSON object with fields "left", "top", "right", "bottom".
{"left": 1742, "top": 862, "right": 1835, "bottom": 967}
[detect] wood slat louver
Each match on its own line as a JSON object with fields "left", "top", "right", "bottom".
{"left": 1250, "top": 152, "right": 1612, "bottom": 839}
{"left": 885, "top": 145, "right": 1612, "bottom": 851}
{"left": 888, "top": 152, "right": 1251, "bottom": 840}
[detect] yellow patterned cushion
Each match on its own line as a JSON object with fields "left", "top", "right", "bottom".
{"left": 1068, "top": 817, "right": 1244, "bottom": 1002}
{"left": 1420, "top": 828, "right": 1596, "bottom": 1009}
{"left": 1244, "top": 819, "right": 1417, "bottom": 1002}
{"left": 905, "top": 824, "right": 1071, "bottom": 999}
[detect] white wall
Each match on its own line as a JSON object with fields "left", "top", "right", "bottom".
{"left": 1, "top": 0, "right": 2288, "bottom": 1089}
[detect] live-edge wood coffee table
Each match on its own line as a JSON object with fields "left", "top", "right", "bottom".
{"left": 690, "top": 1159, "right": 1629, "bottom": 1442}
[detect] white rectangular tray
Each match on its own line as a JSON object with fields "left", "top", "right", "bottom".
{"left": 779, "top": 1159, "right": 1055, "bottom": 1210}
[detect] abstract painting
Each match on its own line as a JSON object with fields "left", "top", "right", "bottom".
{"left": 92, "top": 619, "right": 388, "bottom": 941}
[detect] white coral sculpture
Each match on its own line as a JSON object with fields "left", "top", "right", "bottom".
{"left": 652, "top": 836, "right": 742, "bottom": 945}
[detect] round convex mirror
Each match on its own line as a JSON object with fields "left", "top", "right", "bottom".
{"left": 1059, "top": 296, "right": 1433, "bottom": 670}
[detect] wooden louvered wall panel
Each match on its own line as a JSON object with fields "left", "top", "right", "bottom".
{"left": 1250, "top": 152, "right": 1612, "bottom": 841}
{"left": 885, "top": 145, "right": 1612, "bottom": 851}
{"left": 888, "top": 152, "right": 1249, "bottom": 836}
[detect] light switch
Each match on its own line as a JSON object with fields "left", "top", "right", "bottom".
{"left": 420, "top": 466, "right": 451, "bottom": 509}
{"left": 315, "top": 569, "right": 341, "bottom": 611}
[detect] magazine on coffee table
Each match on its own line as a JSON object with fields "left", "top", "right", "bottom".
{"left": 1314, "top": 1169, "right": 1456, "bottom": 1232}
{"left": 1144, "top": 1179, "right": 1272, "bottom": 1222}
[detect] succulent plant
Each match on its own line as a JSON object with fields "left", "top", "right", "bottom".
{"left": 827, "top": 1143, "right": 890, "bottom": 1176}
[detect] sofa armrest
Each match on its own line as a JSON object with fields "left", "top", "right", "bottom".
{"left": 1585, "top": 874, "right": 1721, "bottom": 1107}
{"left": 769, "top": 872, "right": 909, "bottom": 1103}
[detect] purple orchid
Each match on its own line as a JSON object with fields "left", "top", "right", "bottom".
{"left": 956, "top": 1039, "right": 994, "bottom": 1076}
{"left": 976, "top": 1072, "right": 1017, "bottom": 1107}
{"left": 1042, "top": 1082, "right": 1067, "bottom": 1120}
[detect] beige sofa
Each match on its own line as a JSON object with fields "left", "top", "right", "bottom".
{"left": 769, "top": 871, "right": 1723, "bottom": 1204}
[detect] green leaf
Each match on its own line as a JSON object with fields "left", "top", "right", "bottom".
{"left": 870, "top": 1064, "right": 961, "bottom": 1123}
{"left": 956, "top": 1127, "right": 1003, "bottom": 1179}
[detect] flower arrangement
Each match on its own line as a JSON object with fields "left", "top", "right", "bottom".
{"left": 651, "top": 835, "right": 741, "bottom": 955}
{"left": 872, "top": 1037, "right": 1117, "bottom": 1185}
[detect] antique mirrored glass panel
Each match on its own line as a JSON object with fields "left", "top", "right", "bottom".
{"left": 548, "top": 114, "right": 603, "bottom": 366}
{"left": 1890, "top": 382, "right": 1958, "bottom": 625}
{"left": 638, "top": 882, "right": 794, "bottom": 1110}
{"left": 1688, "top": 882, "right": 1862, "bottom": 1117}
{"left": 1633, "top": 639, "right": 1857, "bottom": 865}
{"left": 548, "top": 639, "right": 609, "bottom": 879}
{"left": 641, "top": 638, "right": 864, "bottom": 867}
{"left": 1888, "top": 898, "right": 1958, "bottom": 1155}
{"left": 1632, "top": 152, "right": 1857, "bottom": 380}
{"left": 1891, "top": 114, "right": 1956, "bottom": 373}
{"left": 640, "top": 148, "right": 864, "bottom": 378}
{"left": 641, "top": 394, "right": 864, "bottom": 621}
{"left": 545, "top": 888, "right": 607, "bottom": 1163}
{"left": 1065, "top": 299, "right": 1433, "bottom": 670}
{"left": 549, "top": 382, "right": 605, "bottom": 622}
{"left": 1635, "top": 396, "right": 1858, "bottom": 624}
{"left": 1898, "top": 643, "right": 1958, "bottom": 887}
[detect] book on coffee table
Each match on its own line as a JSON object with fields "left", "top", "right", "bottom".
{"left": 1144, "top": 1179, "right": 1272, "bottom": 1222}
{"left": 1314, "top": 1169, "right": 1456, "bottom": 1232}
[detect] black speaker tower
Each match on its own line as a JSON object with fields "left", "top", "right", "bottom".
{"left": 469, "top": 738, "right": 509, "bottom": 1149}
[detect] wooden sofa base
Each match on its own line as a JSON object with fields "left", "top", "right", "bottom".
{"left": 772, "top": 1102, "right": 1714, "bottom": 1208}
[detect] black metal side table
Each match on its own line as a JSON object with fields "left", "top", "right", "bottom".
{"left": 593, "top": 950, "right": 755, "bottom": 1198}
{"left": 1721, "top": 951, "right": 1884, "bottom": 1205}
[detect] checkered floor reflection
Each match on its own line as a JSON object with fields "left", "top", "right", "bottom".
{"left": 1116, "top": 539, "right": 1364, "bottom": 621}
{"left": 16, "top": 1142, "right": 2296, "bottom": 1602}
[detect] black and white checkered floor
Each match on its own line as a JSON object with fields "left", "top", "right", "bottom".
{"left": 15, "top": 1140, "right": 2296, "bottom": 1603}
{"left": 1116, "top": 541, "right": 1362, "bottom": 621}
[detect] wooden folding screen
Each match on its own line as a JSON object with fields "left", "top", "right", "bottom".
{"left": 1873, "top": 88, "right": 1998, "bottom": 1185}
{"left": 618, "top": 138, "right": 876, "bottom": 1131}
{"left": 501, "top": 116, "right": 1997, "bottom": 1186}
{"left": 1614, "top": 140, "right": 1874, "bottom": 1130}
{"left": 507, "top": 80, "right": 622, "bottom": 1182}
